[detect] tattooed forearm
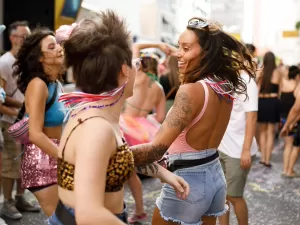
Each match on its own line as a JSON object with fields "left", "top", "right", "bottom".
{"left": 136, "top": 163, "right": 159, "bottom": 175}
{"left": 131, "top": 143, "right": 169, "bottom": 166}
{"left": 165, "top": 92, "right": 192, "bottom": 131}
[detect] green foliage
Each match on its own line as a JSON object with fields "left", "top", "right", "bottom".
{"left": 296, "top": 21, "right": 300, "bottom": 30}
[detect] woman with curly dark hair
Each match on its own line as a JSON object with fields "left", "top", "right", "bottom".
{"left": 12, "top": 28, "right": 65, "bottom": 216}
{"left": 130, "top": 18, "right": 257, "bottom": 225}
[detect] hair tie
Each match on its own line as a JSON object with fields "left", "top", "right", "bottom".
{"left": 55, "top": 23, "right": 77, "bottom": 44}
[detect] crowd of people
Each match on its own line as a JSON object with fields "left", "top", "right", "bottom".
{"left": 0, "top": 9, "right": 298, "bottom": 225}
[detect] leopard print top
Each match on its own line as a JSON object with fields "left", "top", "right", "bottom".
{"left": 57, "top": 116, "right": 135, "bottom": 192}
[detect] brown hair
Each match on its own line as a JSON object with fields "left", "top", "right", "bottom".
{"left": 63, "top": 10, "right": 132, "bottom": 94}
{"left": 167, "top": 56, "right": 179, "bottom": 88}
{"left": 183, "top": 17, "right": 256, "bottom": 96}
{"left": 259, "top": 51, "right": 276, "bottom": 93}
{"left": 141, "top": 56, "right": 158, "bottom": 75}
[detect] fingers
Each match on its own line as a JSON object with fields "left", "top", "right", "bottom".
{"left": 175, "top": 177, "right": 190, "bottom": 200}
{"left": 240, "top": 159, "right": 251, "bottom": 169}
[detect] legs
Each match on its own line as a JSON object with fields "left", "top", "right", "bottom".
{"left": 286, "top": 146, "right": 300, "bottom": 177}
{"left": 219, "top": 197, "right": 248, "bottom": 225}
{"left": 219, "top": 153, "right": 253, "bottom": 225}
{"left": 152, "top": 207, "right": 179, "bottom": 225}
{"left": 258, "top": 123, "right": 276, "bottom": 165}
{"left": 32, "top": 184, "right": 58, "bottom": 217}
{"left": 128, "top": 172, "right": 145, "bottom": 215}
{"left": 283, "top": 136, "right": 294, "bottom": 174}
{"left": 127, "top": 172, "right": 147, "bottom": 223}
{"left": 265, "top": 123, "right": 276, "bottom": 165}
{"left": 258, "top": 123, "right": 267, "bottom": 163}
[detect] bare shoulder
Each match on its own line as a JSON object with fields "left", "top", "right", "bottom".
{"left": 27, "top": 78, "right": 48, "bottom": 93}
{"left": 165, "top": 83, "right": 203, "bottom": 130}
{"left": 72, "top": 116, "right": 116, "bottom": 154}
{"left": 26, "top": 78, "right": 48, "bottom": 102}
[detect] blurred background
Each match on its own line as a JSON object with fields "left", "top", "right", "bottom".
{"left": 0, "top": 0, "right": 300, "bottom": 65}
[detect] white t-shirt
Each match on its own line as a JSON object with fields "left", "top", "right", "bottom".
{"left": 218, "top": 73, "right": 258, "bottom": 158}
{"left": 0, "top": 52, "right": 24, "bottom": 124}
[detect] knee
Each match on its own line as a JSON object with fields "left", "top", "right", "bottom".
{"left": 226, "top": 196, "right": 244, "bottom": 204}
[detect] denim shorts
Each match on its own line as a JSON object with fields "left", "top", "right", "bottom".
{"left": 48, "top": 202, "right": 128, "bottom": 224}
{"left": 156, "top": 150, "right": 228, "bottom": 225}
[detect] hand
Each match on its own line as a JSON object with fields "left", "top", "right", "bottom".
{"left": 158, "top": 43, "right": 178, "bottom": 57}
{"left": 240, "top": 150, "right": 251, "bottom": 169}
{"left": 280, "top": 125, "right": 289, "bottom": 137}
{"left": 159, "top": 169, "right": 190, "bottom": 200}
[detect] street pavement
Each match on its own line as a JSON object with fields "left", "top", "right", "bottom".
{"left": 2, "top": 140, "right": 300, "bottom": 225}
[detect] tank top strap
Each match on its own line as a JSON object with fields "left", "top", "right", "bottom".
{"left": 61, "top": 116, "right": 119, "bottom": 159}
{"left": 187, "top": 80, "right": 209, "bottom": 129}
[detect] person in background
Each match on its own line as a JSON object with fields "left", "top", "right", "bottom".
{"left": 279, "top": 66, "right": 300, "bottom": 177}
{"left": 13, "top": 27, "right": 65, "bottom": 216}
{"left": 218, "top": 71, "right": 258, "bottom": 225}
{"left": 122, "top": 45, "right": 166, "bottom": 224}
{"left": 280, "top": 66, "right": 300, "bottom": 178}
{"left": 159, "top": 56, "right": 180, "bottom": 112}
{"left": 0, "top": 21, "right": 40, "bottom": 221}
{"left": 257, "top": 51, "right": 281, "bottom": 167}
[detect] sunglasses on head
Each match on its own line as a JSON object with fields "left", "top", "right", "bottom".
{"left": 188, "top": 18, "right": 209, "bottom": 29}
{"left": 132, "top": 58, "right": 142, "bottom": 71}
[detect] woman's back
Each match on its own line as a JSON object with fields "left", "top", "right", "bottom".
{"left": 168, "top": 81, "right": 232, "bottom": 153}
{"left": 123, "top": 72, "right": 165, "bottom": 120}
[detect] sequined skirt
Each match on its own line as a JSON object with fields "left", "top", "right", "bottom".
{"left": 21, "top": 140, "right": 59, "bottom": 189}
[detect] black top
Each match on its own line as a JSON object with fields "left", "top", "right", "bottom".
{"left": 260, "top": 83, "right": 279, "bottom": 94}
{"left": 280, "top": 92, "right": 295, "bottom": 118}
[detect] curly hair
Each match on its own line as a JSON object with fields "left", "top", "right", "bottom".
{"left": 13, "top": 27, "right": 54, "bottom": 93}
{"left": 63, "top": 10, "right": 132, "bottom": 94}
{"left": 182, "top": 17, "right": 257, "bottom": 96}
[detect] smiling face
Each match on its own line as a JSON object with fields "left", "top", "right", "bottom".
{"left": 177, "top": 29, "right": 202, "bottom": 75}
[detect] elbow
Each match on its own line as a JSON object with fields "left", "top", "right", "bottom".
{"left": 28, "top": 130, "right": 42, "bottom": 144}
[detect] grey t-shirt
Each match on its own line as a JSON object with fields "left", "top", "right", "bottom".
{"left": 0, "top": 52, "right": 24, "bottom": 124}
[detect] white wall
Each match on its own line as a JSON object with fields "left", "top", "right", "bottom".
{"left": 82, "top": 0, "right": 141, "bottom": 36}
{"left": 254, "top": 0, "right": 300, "bottom": 64}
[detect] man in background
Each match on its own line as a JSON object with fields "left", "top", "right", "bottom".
{"left": 218, "top": 49, "right": 258, "bottom": 224}
{"left": 0, "top": 21, "right": 40, "bottom": 221}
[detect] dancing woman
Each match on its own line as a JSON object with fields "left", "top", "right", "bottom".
{"left": 13, "top": 28, "right": 65, "bottom": 216}
{"left": 49, "top": 11, "right": 189, "bottom": 225}
{"left": 131, "top": 18, "right": 257, "bottom": 225}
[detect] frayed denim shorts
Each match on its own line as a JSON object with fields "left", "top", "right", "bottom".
{"left": 156, "top": 150, "right": 228, "bottom": 225}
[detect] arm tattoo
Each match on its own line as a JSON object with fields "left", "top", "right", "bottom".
{"left": 136, "top": 163, "right": 159, "bottom": 175}
{"left": 165, "top": 92, "right": 192, "bottom": 130}
{"left": 132, "top": 143, "right": 169, "bottom": 166}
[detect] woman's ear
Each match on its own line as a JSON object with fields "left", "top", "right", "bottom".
{"left": 121, "top": 63, "right": 128, "bottom": 78}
